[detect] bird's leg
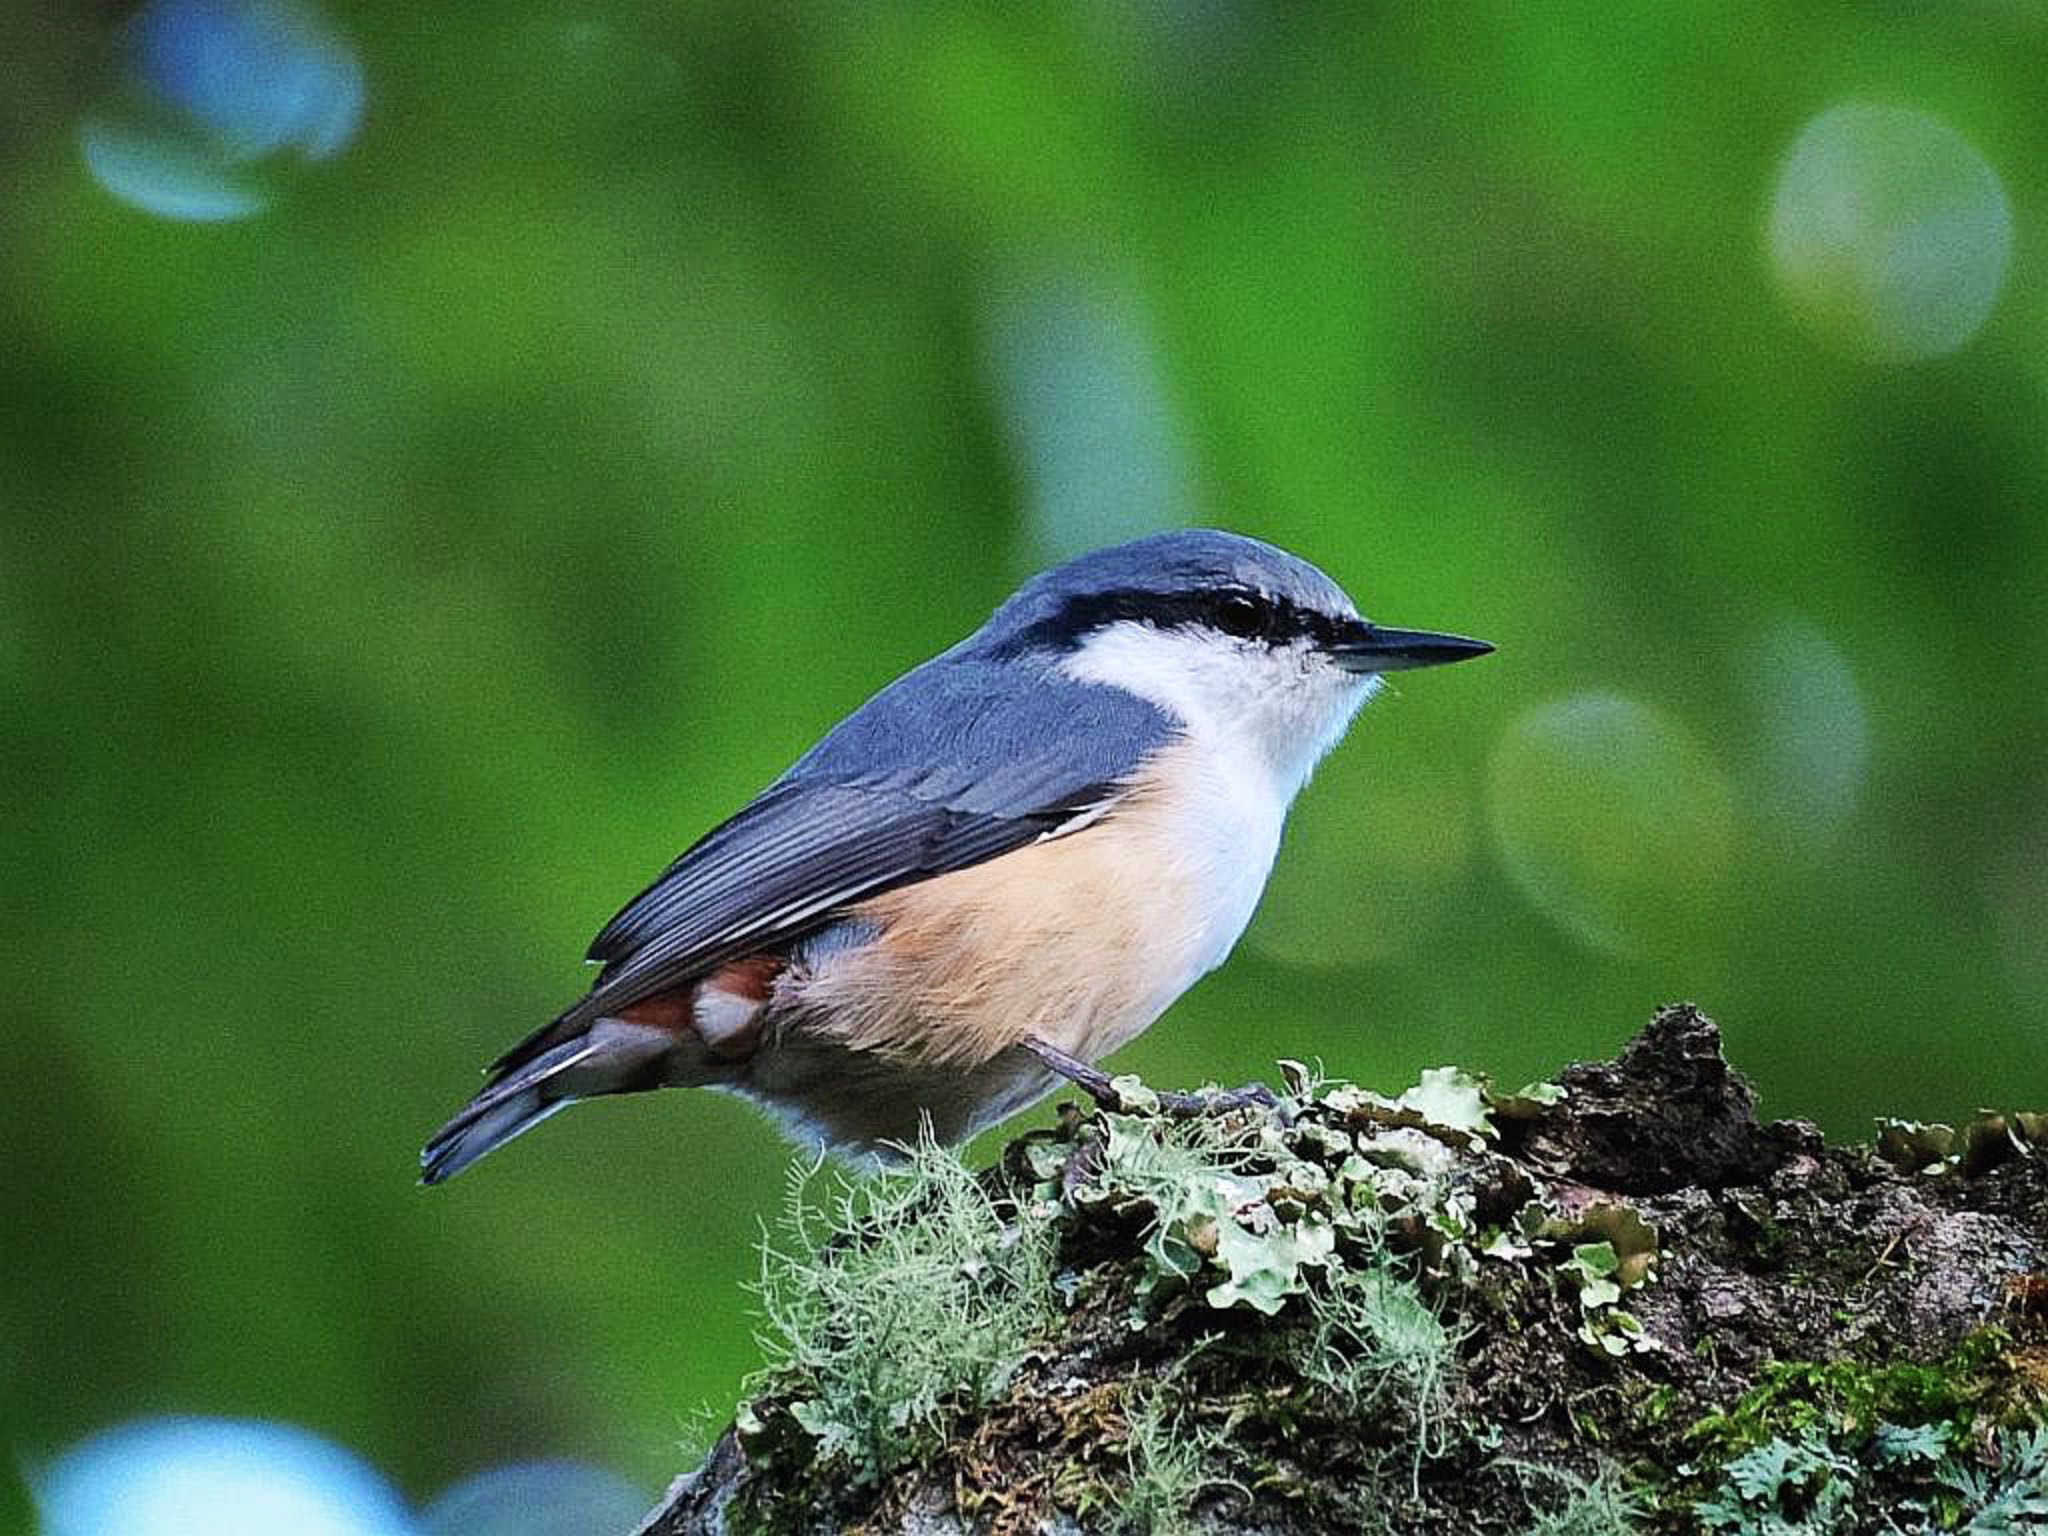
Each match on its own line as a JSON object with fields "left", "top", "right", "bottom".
{"left": 1020, "top": 1036, "right": 1125, "bottom": 1110}
{"left": 1020, "top": 1037, "right": 1280, "bottom": 1119}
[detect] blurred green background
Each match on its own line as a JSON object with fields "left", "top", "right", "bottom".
{"left": 6, "top": 0, "right": 2047, "bottom": 1524}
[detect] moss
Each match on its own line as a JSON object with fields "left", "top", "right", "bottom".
{"left": 1683, "top": 1330, "right": 2033, "bottom": 1466}
{"left": 1669, "top": 1333, "right": 2048, "bottom": 1535}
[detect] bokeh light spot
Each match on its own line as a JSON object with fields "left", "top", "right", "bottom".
{"left": 1487, "top": 693, "right": 1736, "bottom": 956}
{"left": 982, "top": 267, "right": 1195, "bottom": 567}
{"left": 1741, "top": 616, "right": 1868, "bottom": 846}
{"left": 1253, "top": 766, "right": 1478, "bottom": 971}
{"left": 1766, "top": 102, "right": 2011, "bottom": 362}
{"left": 1984, "top": 802, "right": 2048, "bottom": 1024}
{"left": 33, "top": 1417, "right": 414, "bottom": 1536}
{"left": 78, "top": 0, "right": 364, "bottom": 222}
{"left": 421, "top": 1460, "right": 647, "bottom": 1536}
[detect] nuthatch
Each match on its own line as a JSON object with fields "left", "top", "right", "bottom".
{"left": 422, "top": 530, "right": 1491, "bottom": 1181}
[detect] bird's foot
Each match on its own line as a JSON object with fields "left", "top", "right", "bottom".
{"left": 1020, "top": 1037, "right": 1283, "bottom": 1122}
{"left": 1156, "top": 1082, "right": 1282, "bottom": 1118}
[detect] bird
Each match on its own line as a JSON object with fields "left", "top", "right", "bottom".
{"left": 421, "top": 529, "right": 1491, "bottom": 1183}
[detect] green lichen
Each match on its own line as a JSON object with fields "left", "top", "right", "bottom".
{"left": 1875, "top": 1107, "right": 2048, "bottom": 1178}
{"left": 1514, "top": 1464, "right": 1648, "bottom": 1535}
{"left": 643, "top": 1006, "right": 2048, "bottom": 1536}
{"left": 731, "top": 1058, "right": 1588, "bottom": 1526}
{"left": 711, "top": 1038, "right": 2040, "bottom": 1535}
{"left": 1938, "top": 1423, "right": 2048, "bottom": 1531}
{"left": 1300, "top": 1251, "right": 1457, "bottom": 1432}
{"left": 1112, "top": 1383, "right": 1244, "bottom": 1536}
{"left": 738, "top": 1132, "right": 1058, "bottom": 1489}
{"left": 1690, "top": 1422, "right": 2048, "bottom": 1534}
{"left": 1063, "top": 1088, "right": 1465, "bottom": 1495}
{"left": 1695, "top": 1427, "right": 1860, "bottom": 1533}
{"left": 1562, "top": 1240, "right": 1655, "bottom": 1359}
{"left": 1395, "top": 1065, "right": 1498, "bottom": 1140}
{"left": 720, "top": 1056, "right": 1662, "bottom": 1536}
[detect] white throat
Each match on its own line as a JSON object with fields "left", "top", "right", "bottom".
{"left": 1057, "top": 620, "right": 1378, "bottom": 802}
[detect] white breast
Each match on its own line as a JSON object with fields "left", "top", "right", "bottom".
{"left": 1053, "top": 616, "right": 1376, "bottom": 993}
{"left": 1131, "top": 733, "right": 1287, "bottom": 991}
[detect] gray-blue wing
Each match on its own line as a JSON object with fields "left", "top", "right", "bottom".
{"left": 502, "top": 658, "right": 1174, "bottom": 1064}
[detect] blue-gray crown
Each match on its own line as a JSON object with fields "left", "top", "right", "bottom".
{"left": 977, "top": 529, "right": 1360, "bottom": 658}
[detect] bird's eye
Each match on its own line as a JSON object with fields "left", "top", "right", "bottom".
{"left": 1213, "top": 592, "right": 1270, "bottom": 640}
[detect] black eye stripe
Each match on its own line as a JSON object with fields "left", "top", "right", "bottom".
{"left": 1188, "top": 588, "right": 1346, "bottom": 648}
{"left": 994, "top": 585, "right": 1343, "bottom": 655}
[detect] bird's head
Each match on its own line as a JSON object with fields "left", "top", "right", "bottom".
{"left": 975, "top": 529, "right": 1492, "bottom": 795}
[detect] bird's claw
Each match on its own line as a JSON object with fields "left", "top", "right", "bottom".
{"left": 1156, "top": 1082, "right": 1282, "bottom": 1118}
{"left": 1019, "top": 1038, "right": 1287, "bottom": 1124}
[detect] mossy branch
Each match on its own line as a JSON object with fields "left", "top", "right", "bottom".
{"left": 638, "top": 1005, "right": 2048, "bottom": 1536}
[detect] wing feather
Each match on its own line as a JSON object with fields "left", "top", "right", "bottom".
{"left": 490, "top": 657, "right": 1175, "bottom": 1074}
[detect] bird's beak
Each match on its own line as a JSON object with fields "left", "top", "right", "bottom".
{"left": 1328, "top": 621, "right": 1495, "bottom": 673}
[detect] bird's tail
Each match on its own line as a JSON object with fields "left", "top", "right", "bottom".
{"left": 419, "top": 1018, "right": 676, "bottom": 1184}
